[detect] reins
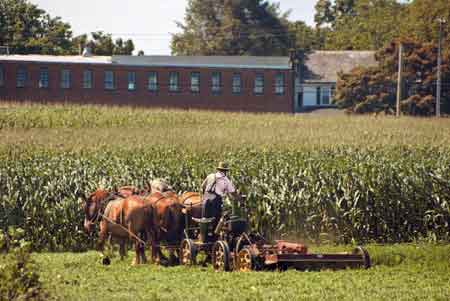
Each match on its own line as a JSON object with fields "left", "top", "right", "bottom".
{"left": 97, "top": 211, "right": 147, "bottom": 245}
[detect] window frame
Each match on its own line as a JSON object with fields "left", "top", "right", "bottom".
{"left": 104, "top": 70, "right": 115, "bottom": 90}
{"left": 38, "top": 67, "right": 49, "bottom": 89}
{"left": 148, "top": 71, "right": 158, "bottom": 92}
{"left": 169, "top": 72, "right": 179, "bottom": 93}
{"left": 190, "top": 72, "right": 200, "bottom": 93}
{"left": 211, "top": 71, "right": 222, "bottom": 94}
{"left": 16, "top": 66, "right": 27, "bottom": 88}
{"left": 83, "top": 70, "right": 93, "bottom": 89}
{"left": 275, "top": 73, "right": 285, "bottom": 95}
{"left": 60, "top": 69, "right": 71, "bottom": 89}
{"left": 127, "top": 71, "right": 136, "bottom": 91}
{"left": 254, "top": 73, "right": 264, "bottom": 95}
{"left": 232, "top": 73, "right": 241, "bottom": 95}
{"left": 321, "top": 86, "right": 331, "bottom": 105}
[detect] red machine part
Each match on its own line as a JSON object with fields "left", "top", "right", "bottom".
{"left": 275, "top": 240, "right": 308, "bottom": 254}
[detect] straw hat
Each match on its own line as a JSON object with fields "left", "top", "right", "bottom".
{"left": 216, "top": 162, "right": 230, "bottom": 171}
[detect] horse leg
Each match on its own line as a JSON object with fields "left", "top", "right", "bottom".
{"left": 119, "top": 239, "right": 126, "bottom": 261}
{"left": 151, "top": 238, "right": 159, "bottom": 264}
{"left": 97, "top": 221, "right": 108, "bottom": 252}
{"left": 139, "top": 231, "right": 148, "bottom": 264}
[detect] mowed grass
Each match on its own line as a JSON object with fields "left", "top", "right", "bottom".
{"left": 15, "top": 244, "right": 449, "bottom": 300}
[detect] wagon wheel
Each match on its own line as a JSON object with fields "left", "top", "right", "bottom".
{"left": 236, "top": 246, "right": 259, "bottom": 272}
{"left": 180, "top": 239, "right": 197, "bottom": 266}
{"left": 212, "top": 241, "right": 231, "bottom": 271}
{"left": 353, "top": 246, "right": 371, "bottom": 269}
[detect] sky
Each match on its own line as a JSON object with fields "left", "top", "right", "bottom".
{"left": 30, "top": 0, "right": 319, "bottom": 55}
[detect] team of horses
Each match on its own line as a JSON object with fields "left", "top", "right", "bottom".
{"left": 82, "top": 180, "right": 203, "bottom": 265}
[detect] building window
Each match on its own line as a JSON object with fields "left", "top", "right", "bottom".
{"left": 16, "top": 67, "right": 27, "bottom": 88}
{"left": 148, "top": 72, "right": 158, "bottom": 91}
{"left": 38, "top": 68, "right": 49, "bottom": 88}
{"left": 302, "top": 86, "right": 317, "bottom": 107}
{"left": 61, "top": 69, "right": 71, "bottom": 89}
{"left": 211, "top": 72, "right": 221, "bottom": 94}
{"left": 128, "top": 72, "right": 136, "bottom": 91}
{"left": 321, "top": 86, "right": 331, "bottom": 105}
{"left": 232, "top": 73, "right": 241, "bottom": 94}
{"left": 104, "top": 71, "right": 114, "bottom": 90}
{"left": 0, "top": 65, "right": 4, "bottom": 87}
{"left": 169, "top": 72, "right": 179, "bottom": 92}
{"left": 83, "top": 70, "right": 93, "bottom": 89}
{"left": 275, "top": 73, "right": 285, "bottom": 95}
{"left": 254, "top": 73, "right": 264, "bottom": 94}
{"left": 191, "top": 72, "right": 200, "bottom": 93}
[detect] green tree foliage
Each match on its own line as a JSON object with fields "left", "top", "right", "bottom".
{"left": 315, "top": 0, "right": 405, "bottom": 50}
{"left": 87, "top": 31, "right": 135, "bottom": 56}
{"left": 288, "top": 21, "right": 326, "bottom": 51}
{"left": 335, "top": 38, "right": 450, "bottom": 115}
{"left": 0, "top": 0, "right": 136, "bottom": 55}
{"left": 401, "top": 0, "right": 450, "bottom": 45}
{"left": 314, "top": 0, "right": 335, "bottom": 28}
{"left": 0, "top": 0, "right": 73, "bottom": 55}
{"left": 171, "top": 0, "right": 291, "bottom": 56}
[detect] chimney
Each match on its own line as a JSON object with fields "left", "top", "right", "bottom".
{"left": 82, "top": 46, "right": 92, "bottom": 57}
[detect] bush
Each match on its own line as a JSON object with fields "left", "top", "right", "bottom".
{"left": 0, "top": 230, "right": 47, "bottom": 301}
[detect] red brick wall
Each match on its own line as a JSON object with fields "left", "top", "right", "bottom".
{"left": 0, "top": 60, "right": 294, "bottom": 113}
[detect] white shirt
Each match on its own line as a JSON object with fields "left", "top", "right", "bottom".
{"left": 203, "top": 171, "right": 236, "bottom": 197}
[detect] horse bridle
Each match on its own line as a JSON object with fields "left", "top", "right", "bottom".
{"left": 87, "top": 192, "right": 121, "bottom": 224}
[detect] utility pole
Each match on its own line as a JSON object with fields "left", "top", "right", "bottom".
{"left": 436, "top": 18, "right": 446, "bottom": 118}
{"left": 396, "top": 42, "right": 403, "bottom": 117}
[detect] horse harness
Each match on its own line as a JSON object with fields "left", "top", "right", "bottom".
{"left": 88, "top": 192, "right": 124, "bottom": 224}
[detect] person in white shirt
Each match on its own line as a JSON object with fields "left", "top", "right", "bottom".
{"left": 201, "top": 162, "right": 238, "bottom": 221}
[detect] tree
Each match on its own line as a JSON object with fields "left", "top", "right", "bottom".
{"left": 0, "top": 0, "right": 73, "bottom": 54}
{"left": 113, "top": 38, "right": 135, "bottom": 55}
{"left": 314, "top": 0, "right": 356, "bottom": 28}
{"left": 0, "top": 0, "right": 137, "bottom": 56}
{"left": 401, "top": 0, "right": 450, "bottom": 47}
{"left": 314, "top": 0, "right": 335, "bottom": 28}
{"left": 314, "top": 0, "right": 405, "bottom": 51}
{"left": 171, "top": 0, "right": 291, "bottom": 56}
{"left": 89, "top": 31, "right": 134, "bottom": 55}
{"left": 335, "top": 38, "right": 450, "bottom": 115}
{"left": 288, "top": 21, "right": 325, "bottom": 51}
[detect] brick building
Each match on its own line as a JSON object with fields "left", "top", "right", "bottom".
{"left": 0, "top": 51, "right": 375, "bottom": 113}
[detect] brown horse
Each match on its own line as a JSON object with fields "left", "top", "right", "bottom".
{"left": 179, "top": 192, "right": 203, "bottom": 219}
{"left": 144, "top": 188, "right": 185, "bottom": 265}
{"left": 83, "top": 188, "right": 152, "bottom": 265}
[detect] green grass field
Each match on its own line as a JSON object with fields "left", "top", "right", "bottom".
{"left": 12, "top": 244, "right": 449, "bottom": 300}
{"left": 1, "top": 103, "right": 449, "bottom": 300}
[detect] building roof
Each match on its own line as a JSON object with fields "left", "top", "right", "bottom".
{"left": 111, "top": 55, "right": 290, "bottom": 69}
{"left": 0, "top": 54, "right": 112, "bottom": 64}
{"left": 0, "top": 51, "right": 376, "bottom": 79}
{"left": 302, "top": 51, "right": 377, "bottom": 83}
{"left": 0, "top": 54, "right": 290, "bottom": 70}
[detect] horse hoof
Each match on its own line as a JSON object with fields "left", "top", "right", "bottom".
{"left": 102, "top": 257, "right": 111, "bottom": 265}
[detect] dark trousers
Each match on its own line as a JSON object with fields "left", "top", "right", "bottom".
{"left": 202, "top": 193, "right": 223, "bottom": 219}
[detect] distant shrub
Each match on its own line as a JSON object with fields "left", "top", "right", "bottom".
{"left": 0, "top": 228, "right": 48, "bottom": 301}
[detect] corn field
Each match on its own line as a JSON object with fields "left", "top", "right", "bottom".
{"left": 0, "top": 104, "right": 449, "bottom": 251}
